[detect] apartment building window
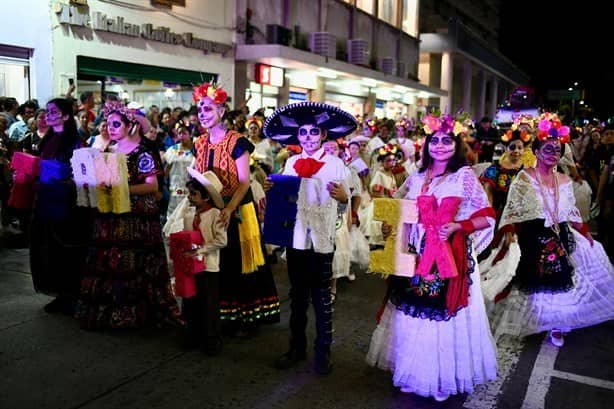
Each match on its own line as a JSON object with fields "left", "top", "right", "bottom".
{"left": 356, "top": 0, "right": 375, "bottom": 14}
{"left": 378, "top": 0, "right": 399, "bottom": 26}
{"left": 401, "top": 0, "right": 419, "bottom": 37}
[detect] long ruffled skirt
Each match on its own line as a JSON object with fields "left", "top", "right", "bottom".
{"left": 490, "top": 231, "right": 614, "bottom": 338}
{"left": 366, "top": 262, "right": 497, "bottom": 398}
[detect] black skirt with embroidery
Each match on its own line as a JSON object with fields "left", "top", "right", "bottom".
{"left": 515, "top": 219, "right": 575, "bottom": 294}
{"left": 388, "top": 237, "right": 474, "bottom": 322}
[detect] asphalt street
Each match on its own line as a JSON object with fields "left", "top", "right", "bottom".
{"left": 1, "top": 232, "right": 612, "bottom": 409}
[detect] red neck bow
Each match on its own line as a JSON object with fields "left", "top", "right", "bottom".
{"left": 294, "top": 157, "right": 325, "bottom": 178}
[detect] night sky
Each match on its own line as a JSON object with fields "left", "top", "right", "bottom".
{"left": 498, "top": 1, "right": 611, "bottom": 120}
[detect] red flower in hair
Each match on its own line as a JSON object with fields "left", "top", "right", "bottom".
{"left": 192, "top": 83, "right": 228, "bottom": 105}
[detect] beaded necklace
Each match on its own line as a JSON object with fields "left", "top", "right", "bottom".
{"left": 535, "top": 168, "right": 560, "bottom": 235}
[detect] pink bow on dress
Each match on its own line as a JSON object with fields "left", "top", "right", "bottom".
{"left": 415, "top": 195, "right": 462, "bottom": 280}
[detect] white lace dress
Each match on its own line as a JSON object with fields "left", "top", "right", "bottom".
{"left": 490, "top": 170, "right": 614, "bottom": 338}
{"left": 366, "top": 166, "right": 498, "bottom": 398}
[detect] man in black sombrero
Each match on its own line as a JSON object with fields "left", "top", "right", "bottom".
{"left": 263, "top": 102, "right": 358, "bottom": 374}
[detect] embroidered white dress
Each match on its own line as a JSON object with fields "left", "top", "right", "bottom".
{"left": 165, "top": 143, "right": 195, "bottom": 219}
{"left": 332, "top": 166, "right": 363, "bottom": 279}
{"left": 360, "top": 169, "right": 398, "bottom": 245}
{"left": 490, "top": 170, "right": 614, "bottom": 338}
{"left": 366, "top": 166, "right": 498, "bottom": 398}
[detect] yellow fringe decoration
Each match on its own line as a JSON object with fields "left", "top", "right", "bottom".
{"left": 94, "top": 152, "right": 131, "bottom": 214}
{"left": 369, "top": 198, "right": 418, "bottom": 277}
{"left": 238, "top": 202, "right": 265, "bottom": 274}
{"left": 520, "top": 149, "right": 537, "bottom": 168}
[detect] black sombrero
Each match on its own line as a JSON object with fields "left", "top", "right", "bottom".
{"left": 263, "top": 102, "right": 358, "bottom": 146}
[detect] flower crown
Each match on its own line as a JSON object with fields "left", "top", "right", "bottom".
{"left": 364, "top": 117, "right": 377, "bottom": 132}
{"left": 510, "top": 113, "right": 535, "bottom": 131}
{"left": 102, "top": 101, "right": 135, "bottom": 122}
{"left": 377, "top": 143, "right": 399, "bottom": 158}
{"left": 421, "top": 109, "right": 473, "bottom": 136}
{"left": 192, "top": 82, "right": 228, "bottom": 105}
{"left": 502, "top": 129, "right": 531, "bottom": 143}
{"left": 395, "top": 117, "right": 415, "bottom": 131}
{"left": 174, "top": 119, "right": 190, "bottom": 131}
{"left": 245, "top": 117, "right": 263, "bottom": 130}
{"left": 537, "top": 112, "right": 570, "bottom": 143}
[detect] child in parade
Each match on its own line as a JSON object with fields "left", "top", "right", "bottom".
{"left": 263, "top": 102, "right": 357, "bottom": 374}
{"left": 179, "top": 168, "right": 227, "bottom": 354}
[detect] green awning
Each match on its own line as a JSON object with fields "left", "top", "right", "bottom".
{"left": 77, "top": 55, "right": 216, "bottom": 85}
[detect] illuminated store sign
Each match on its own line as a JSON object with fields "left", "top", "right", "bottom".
{"left": 55, "top": 3, "right": 232, "bottom": 55}
{"left": 255, "top": 64, "right": 284, "bottom": 87}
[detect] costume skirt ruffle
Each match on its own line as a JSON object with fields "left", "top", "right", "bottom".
{"left": 366, "top": 260, "right": 497, "bottom": 398}
{"left": 490, "top": 231, "right": 614, "bottom": 338}
{"left": 219, "top": 206, "right": 280, "bottom": 327}
{"left": 332, "top": 214, "right": 351, "bottom": 279}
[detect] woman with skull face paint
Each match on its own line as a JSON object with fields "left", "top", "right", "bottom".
{"left": 366, "top": 111, "right": 497, "bottom": 402}
{"left": 75, "top": 101, "right": 180, "bottom": 329}
{"left": 30, "top": 98, "right": 89, "bottom": 315}
{"left": 491, "top": 112, "right": 614, "bottom": 348}
{"left": 478, "top": 128, "right": 532, "bottom": 271}
{"left": 192, "top": 83, "right": 280, "bottom": 337}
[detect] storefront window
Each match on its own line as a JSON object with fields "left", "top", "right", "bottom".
{"left": 401, "top": 0, "right": 419, "bottom": 37}
{"left": 76, "top": 56, "right": 216, "bottom": 111}
{"left": 245, "top": 82, "right": 279, "bottom": 117}
{"left": 378, "top": 0, "right": 399, "bottom": 27}
{"left": 356, "top": 0, "right": 374, "bottom": 14}
{"left": 0, "top": 58, "right": 30, "bottom": 103}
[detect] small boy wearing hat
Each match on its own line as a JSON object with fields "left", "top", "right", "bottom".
{"left": 180, "top": 168, "right": 227, "bottom": 354}
{"left": 263, "top": 102, "right": 357, "bottom": 374}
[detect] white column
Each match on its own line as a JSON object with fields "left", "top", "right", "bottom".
{"left": 476, "top": 70, "right": 487, "bottom": 119}
{"left": 462, "top": 59, "right": 472, "bottom": 113}
{"left": 489, "top": 76, "right": 499, "bottom": 119}
{"left": 440, "top": 52, "right": 453, "bottom": 114}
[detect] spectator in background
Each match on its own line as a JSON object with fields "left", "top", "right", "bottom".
{"left": 79, "top": 91, "right": 96, "bottom": 125}
{"left": 76, "top": 110, "right": 91, "bottom": 145}
{"left": 88, "top": 118, "right": 111, "bottom": 151}
{"left": 2, "top": 97, "right": 19, "bottom": 128}
{"left": 475, "top": 116, "right": 499, "bottom": 162}
{"left": 20, "top": 108, "right": 47, "bottom": 154}
{"left": 8, "top": 100, "right": 38, "bottom": 141}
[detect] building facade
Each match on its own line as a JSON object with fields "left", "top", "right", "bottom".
{"left": 2, "top": 0, "right": 234, "bottom": 110}
{"left": 234, "top": 0, "right": 445, "bottom": 119}
{"left": 418, "top": 0, "right": 530, "bottom": 120}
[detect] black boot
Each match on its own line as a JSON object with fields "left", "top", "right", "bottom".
{"left": 314, "top": 351, "right": 332, "bottom": 375}
{"left": 312, "top": 285, "right": 333, "bottom": 375}
{"left": 274, "top": 348, "right": 307, "bottom": 369}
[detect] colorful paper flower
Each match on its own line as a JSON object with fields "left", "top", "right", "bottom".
{"left": 536, "top": 112, "right": 570, "bottom": 143}
{"left": 420, "top": 109, "right": 473, "bottom": 136}
{"left": 192, "top": 82, "right": 228, "bottom": 105}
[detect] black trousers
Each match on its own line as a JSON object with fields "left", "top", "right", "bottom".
{"left": 182, "top": 271, "right": 221, "bottom": 344}
{"left": 285, "top": 248, "right": 333, "bottom": 358}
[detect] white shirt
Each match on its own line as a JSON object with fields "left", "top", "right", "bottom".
{"left": 282, "top": 147, "right": 351, "bottom": 252}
